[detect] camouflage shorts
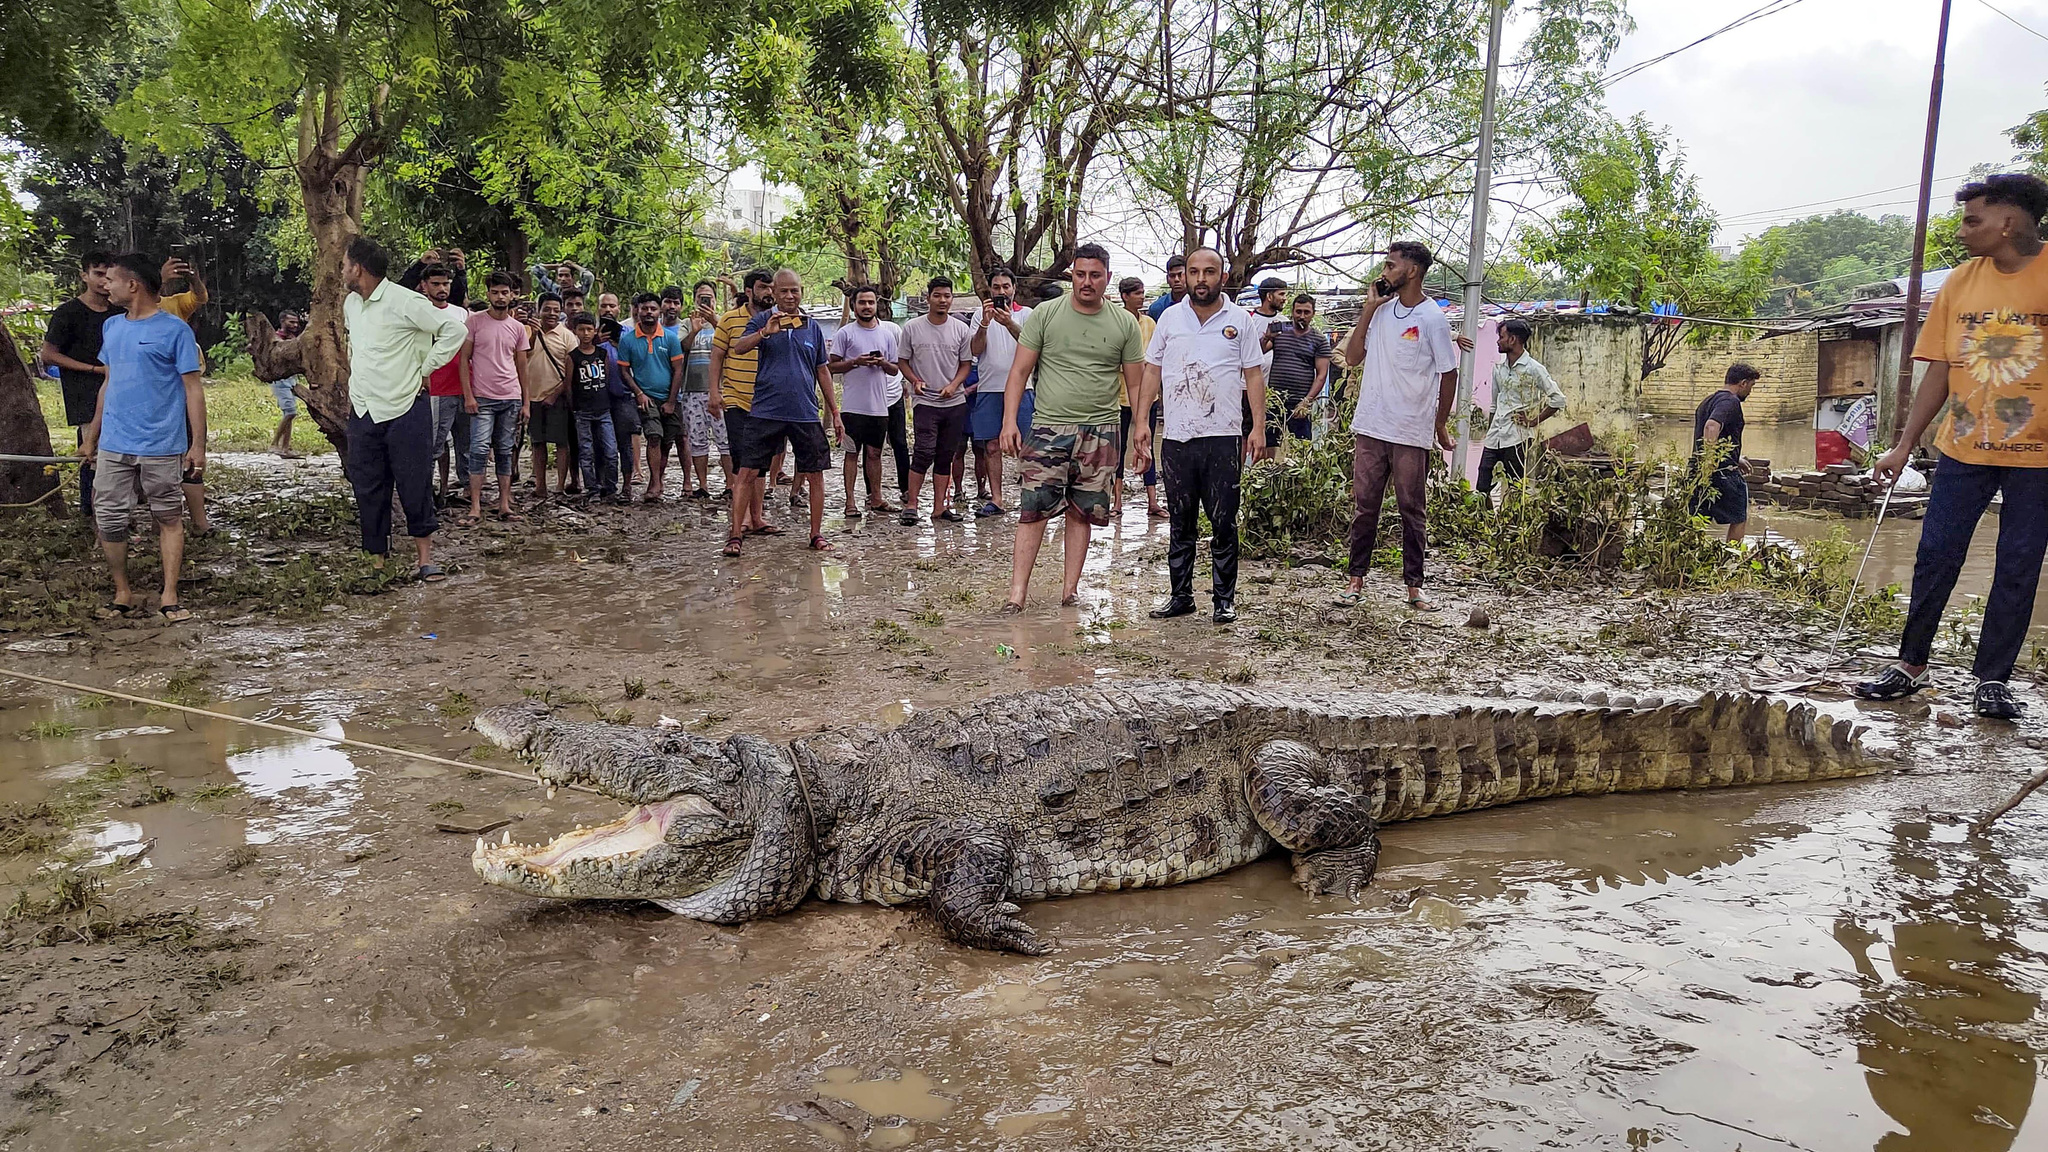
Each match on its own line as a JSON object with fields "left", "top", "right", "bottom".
{"left": 1018, "top": 422, "right": 1119, "bottom": 527}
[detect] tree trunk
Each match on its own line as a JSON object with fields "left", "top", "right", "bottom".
{"left": 244, "top": 311, "right": 304, "bottom": 383}
{"left": 294, "top": 137, "right": 367, "bottom": 457}
{"left": 503, "top": 221, "right": 530, "bottom": 293}
{"left": 0, "top": 323, "right": 62, "bottom": 514}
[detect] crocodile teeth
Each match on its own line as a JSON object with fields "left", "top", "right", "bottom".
{"left": 502, "top": 829, "right": 512, "bottom": 845}
{"left": 475, "top": 837, "right": 484, "bottom": 854}
{"left": 547, "top": 786, "right": 557, "bottom": 799}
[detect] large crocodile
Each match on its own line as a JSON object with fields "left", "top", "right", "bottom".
{"left": 471, "top": 683, "right": 1885, "bottom": 953}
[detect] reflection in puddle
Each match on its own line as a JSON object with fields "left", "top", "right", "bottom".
{"left": 814, "top": 1067, "right": 956, "bottom": 1122}
{"left": 228, "top": 716, "right": 360, "bottom": 844}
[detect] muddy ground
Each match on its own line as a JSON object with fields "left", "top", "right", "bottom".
{"left": 2, "top": 455, "right": 2045, "bottom": 1151}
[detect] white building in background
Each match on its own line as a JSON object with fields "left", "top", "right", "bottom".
{"left": 717, "top": 176, "right": 795, "bottom": 232}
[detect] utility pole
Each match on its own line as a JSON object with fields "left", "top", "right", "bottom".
{"left": 1891, "top": 0, "right": 1952, "bottom": 442}
{"left": 1451, "top": 0, "right": 1506, "bottom": 477}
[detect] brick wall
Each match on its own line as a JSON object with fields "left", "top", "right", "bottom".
{"left": 1641, "top": 327, "right": 1818, "bottom": 423}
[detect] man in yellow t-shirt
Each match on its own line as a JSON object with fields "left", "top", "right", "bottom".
{"left": 710, "top": 269, "right": 774, "bottom": 543}
{"left": 1859, "top": 173, "right": 2048, "bottom": 720}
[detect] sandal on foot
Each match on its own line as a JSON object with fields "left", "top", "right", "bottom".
{"left": 1853, "top": 666, "right": 1932, "bottom": 701}
{"left": 845, "top": 505, "right": 864, "bottom": 520}
{"left": 1405, "top": 595, "right": 1441, "bottom": 612}
{"left": 937, "top": 508, "right": 964, "bottom": 523}
{"left": 158, "top": 603, "right": 192, "bottom": 623}
{"left": 1332, "top": 590, "right": 1363, "bottom": 606}
{"left": 1975, "top": 681, "right": 2026, "bottom": 720}
{"left": 808, "top": 534, "right": 834, "bottom": 552}
{"left": 96, "top": 601, "right": 141, "bottom": 620}
{"left": 747, "top": 524, "right": 785, "bottom": 537}
{"left": 1147, "top": 507, "right": 1169, "bottom": 519}
{"left": 722, "top": 536, "right": 744, "bottom": 557}
{"left": 415, "top": 563, "right": 447, "bottom": 584}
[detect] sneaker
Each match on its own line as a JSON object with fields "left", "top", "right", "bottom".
{"left": 1852, "top": 665, "right": 1932, "bottom": 701}
{"left": 1212, "top": 603, "right": 1238, "bottom": 624}
{"left": 1975, "top": 681, "right": 2027, "bottom": 721}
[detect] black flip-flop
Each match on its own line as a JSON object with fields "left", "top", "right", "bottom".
{"left": 158, "top": 603, "right": 193, "bottom": 623}
{"left": 96, "top": 601, "right": 142, "bottom": 620}
{"left": 415, "top": 563, "right": 448, "bottom": 584}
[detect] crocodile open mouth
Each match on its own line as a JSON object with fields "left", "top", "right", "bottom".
{"left": 471, "top": 795, "right": 748, "bottom": 901}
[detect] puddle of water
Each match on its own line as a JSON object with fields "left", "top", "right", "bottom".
{"left": 813, "top": 1067, "right": 957, "bottom": 1122}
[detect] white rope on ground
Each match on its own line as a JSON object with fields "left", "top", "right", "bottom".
{"left": 0, "top": 667, "right": 602, "bottom": 797}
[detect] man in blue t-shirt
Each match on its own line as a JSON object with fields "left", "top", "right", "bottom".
{"left": 80, "top": 253, "right": 206, "bottom": 622}
{"left": 730, "top": 269, "right": 843, "bottom": 551}
{"left": 614, "top": 292, "right": 685, "bottom": 501}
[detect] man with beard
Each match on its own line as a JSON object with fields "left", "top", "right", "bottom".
{"left": 711, "top": 269, "right": 778, "bottom": 540}
{"left": 732, "top": 269, "right": 841, "bottom": 552}
{"left": 1000, "top": 244, "right": 1145, "bottom": 608}
{"left": 1131, "top": 248, "right": 1267, "bottom": 624}
{"left": 416, "top": 265, "right": 471, "bottom": 502}
{"left": 828, "top": 284, "right": 902, "bottom": 518}
{"left": 968, "top": 267, "right": 1033, "bottom": 517}
{"left": 522, "top": 294, "right": 579, "bottom": 499}
{"left": 1335, "top": 240, "right": 1459, "bottom": 613}
{"left": 42, "top": 251, "right": 116, "bottom": 518}
{"left": 615, "top": 292, "right": 686, "bottom": 502}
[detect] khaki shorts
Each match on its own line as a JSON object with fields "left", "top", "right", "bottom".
{"left": 93, "top": 451, "right": 185, "bottom": 542}
{"left": 1018, "top": 422, "right": 1118, "bottom": 527}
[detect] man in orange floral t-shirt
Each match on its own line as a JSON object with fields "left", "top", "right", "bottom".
{"left": 1858, "top": 174, "right": 2048, "bottom": 721}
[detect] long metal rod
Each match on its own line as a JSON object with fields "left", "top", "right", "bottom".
{"left": 1891, "top": 0, "right": 1953, "bottom": 437}
{"left": 0, "top": 667, "right": 602, "bottom": 797}
{"left": 1450, "top": 0, "right": 1506, "bottom": 477}
{"left": 0, "top": 454, "right": 81, "bottom": 465}
{"left": 1822, "top": 482, "right": 1896, "bottom": 669}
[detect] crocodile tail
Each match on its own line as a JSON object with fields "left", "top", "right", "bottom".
{"left": 1350, "top": 693, "right": 1882, "bottom": 825}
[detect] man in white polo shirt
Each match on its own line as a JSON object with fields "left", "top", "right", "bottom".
{"left": 1131, "top": 248, "right": 1267, "bottom": 624}
{"left": 1336, "top": 240, "right": 1459, "bottom": 612}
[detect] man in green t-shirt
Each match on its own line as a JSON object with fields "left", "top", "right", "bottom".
{"left": 997, "top": 242, "right": 1145, "bottom": 609}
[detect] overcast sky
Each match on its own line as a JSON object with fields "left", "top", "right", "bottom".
{"left": 1603, "top": 0, "right": 2048, "bottom": 243}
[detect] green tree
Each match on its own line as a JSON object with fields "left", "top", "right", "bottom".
{"left": 1749, "top": 211, "right": 1912, "bottom": 315}
{"left": 116, "top": 0, "right": 885, "bottom": 451}
{"left": 0, "top": 0, "right": 123, "bottom": 154}
{"left": 1517, "top": 113, "right": 1780, "bottom": 377}
{"left": 1120, "top": 0, "right": 1626, "bottom": 289}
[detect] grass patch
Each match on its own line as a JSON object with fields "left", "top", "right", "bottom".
{"left": 441, "top": 689, "right": 475, "bottom": 718}
{"left": 622, "top": 678, "right": 646, "bottom": 700}
{"left": 911, "top": 607, "right": 946, "bottom": 627}
{"left": 427, "top": 799, "right": 464, "bottom": 815}
{"left": 129, "top": 783, "right": 176, "bottom": 806}
{"left": 75, "top": 694, "right": 111, "bottom": 710}
{"left": 24, "top": 720, "right": 78, "bottom": 739}
{"left": 39, "top": 372, "right": 331, "bottom": 455}
{"left": 161, "top": 667, "right": 213, "bottom": 707}
{"left": 189, "top": 782, "right": 247, "bottom": 803}
{"left": 869, "top": 619, "right": 934, "bottom": 655}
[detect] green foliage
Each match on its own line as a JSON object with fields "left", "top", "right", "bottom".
{"left": 1519, "top": 114, "right": 1778, "bottom": 322}
{"left": 0, "top": 0, "right": 123, "bottom": 153}
{"left": 1122, "top": 0, "right": 1626, "bottom": 283}
{"left": 1751, "top": 211, "right": 1914, "bottom": 316}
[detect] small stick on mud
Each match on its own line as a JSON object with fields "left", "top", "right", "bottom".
{"left": 1974, "top": 766, "right": 2048, "bottom": 833}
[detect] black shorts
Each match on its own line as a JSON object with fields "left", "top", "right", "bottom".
{"left": 529, "top": 398, "right": 573, "bottom": 446}
{"left": 843, "top": 411, "right": 890, "bottom": 452}
{"left": 608, "top": 393, "right": 642, "bottom": 437}
{"left": 912, "top": 403, "right": 968, "bottom": 473}
{"left": 736, "top": 416, "right": 830, "bottom": 474}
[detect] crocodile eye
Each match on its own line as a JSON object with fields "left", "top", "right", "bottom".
{"left": 1025, "top": 734, "right": 1052, "bottom": 758}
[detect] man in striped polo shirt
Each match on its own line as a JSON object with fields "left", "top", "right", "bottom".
{"left": 711, "top": 269, "right": 775, "bottom": 542}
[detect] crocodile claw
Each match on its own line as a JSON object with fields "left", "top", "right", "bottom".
{"left": 1292, "top": 839, "right": 1380, "bottom": 902}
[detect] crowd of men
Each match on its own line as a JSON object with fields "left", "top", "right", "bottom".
{"left": 41, "top": 173, "right": 2048, "bottom": 722}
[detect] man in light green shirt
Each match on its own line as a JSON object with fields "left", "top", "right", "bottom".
{"left": 340, "top": 236, "right": 467, "bottom": 582}
{"left": 997, "top": 243, "right": 1145, "bottom": 609}
{"left": 1477, "top": 318, "right": 1566, "bottom": 507}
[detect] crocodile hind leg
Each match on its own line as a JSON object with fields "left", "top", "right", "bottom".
{"left": 1248, "top": 739, "right": 1380, "bottom": 900}
{"left": 925, "top": 830, "right": 1051, "bottom": 955}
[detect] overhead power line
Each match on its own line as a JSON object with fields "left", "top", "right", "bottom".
{"left": 1716, "top": 173, "right": 1969, "bottom": 224}
{"left": 1600, "top": 0, "right": 1812, "bottom": 88}
{"left": 1974, "top": 0, "right": 2048, "bottom": 43}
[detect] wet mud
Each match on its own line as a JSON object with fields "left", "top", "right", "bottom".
{"left": 2, "top": 456, "right": 2045, "bottom": 1150}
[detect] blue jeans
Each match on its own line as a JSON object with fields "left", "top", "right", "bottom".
{"left": 468, "top": 397, "right": 521, "bottom": 478}
{"left": 1898, "top": 455, "right": 2048, "bottom": 683}
{"left": 431, "top": 395, "right": 470, "bottom": 482}
{"left": 575, "top": 410, "right": 619, "bottom": 496}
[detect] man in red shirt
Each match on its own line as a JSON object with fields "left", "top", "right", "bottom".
{"left": 419, "top": 264, "right": 470, "bottom": 502}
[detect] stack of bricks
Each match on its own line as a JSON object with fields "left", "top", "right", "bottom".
{"left": 1742, "top": 460, "right": 1928, "bottom": 519}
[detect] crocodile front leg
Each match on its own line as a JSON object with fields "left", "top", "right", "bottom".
{"left": 1248, "top": 739, "right": 1381, "bottom": 900}
{"left": 924, "top": 829, "right": 1050, "bottom": 955}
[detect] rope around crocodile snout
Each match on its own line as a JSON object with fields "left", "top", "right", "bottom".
{"left": 0, "top": 667, "right": 604, "bottom": 797}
